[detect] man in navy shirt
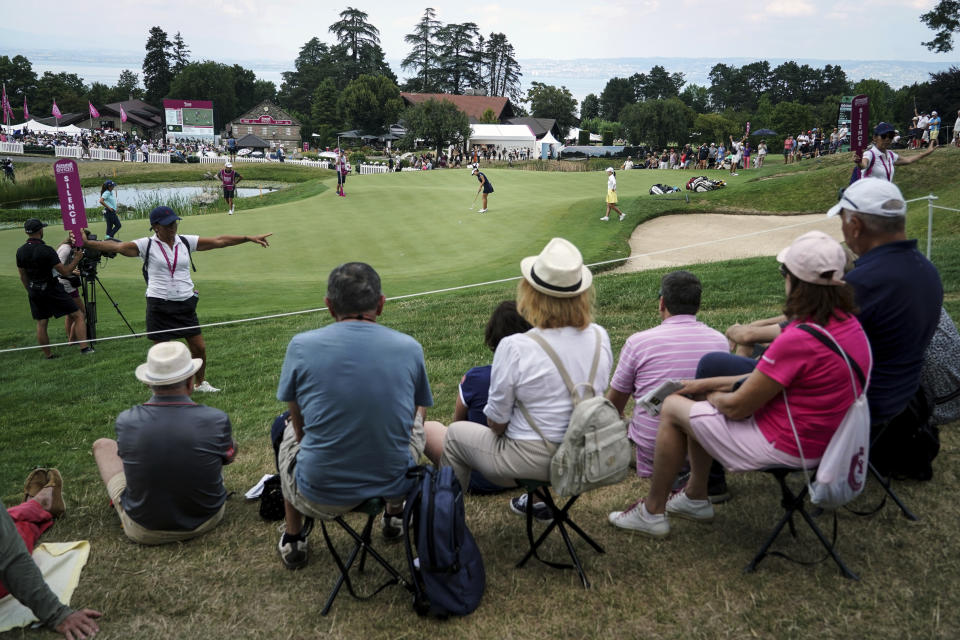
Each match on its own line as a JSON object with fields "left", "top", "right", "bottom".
{"left": 828, "top": 178, "right": 942, "bottom": 433}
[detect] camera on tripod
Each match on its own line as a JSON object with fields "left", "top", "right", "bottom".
{"left": 78, "top": 231, "right": 118, "bottom": 278}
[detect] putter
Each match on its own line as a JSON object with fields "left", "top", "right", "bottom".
{"left": 469, "top": 190, "right": 480, "bottom": 210}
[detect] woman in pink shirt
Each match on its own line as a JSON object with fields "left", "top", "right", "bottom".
{"left": 609, "top": 231, "right": 870, "bottom": 537}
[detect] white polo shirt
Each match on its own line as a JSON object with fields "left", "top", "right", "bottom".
{"left": 134, "top": 234, "right": 199, "bottom": 301}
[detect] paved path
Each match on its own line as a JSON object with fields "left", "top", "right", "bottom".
{"left": 614, "top": 212, "right": 843, "bottom": 273}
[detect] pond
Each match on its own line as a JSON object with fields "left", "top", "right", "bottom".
{"left": 11, "top": 183, "right": 280, "bottom": 210}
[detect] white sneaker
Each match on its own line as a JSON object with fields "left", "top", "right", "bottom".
{"left": 666, "top": 490, "right": 715, "bottom": 522}
{"left": 600, "top": 216, "right": 609, "bottom": 221}
{"left": 618, "top": 213, "right": 626, "bottom": 221}
{"left": 731, "top": 173, "right": 739, "bottom": 176}
{"left": 228, "top": 210, "right": 233, "bottom": 215}
{"left": 608, "top": 500, "right": 670, "bottom": 538}
{"left": 477, "top": 208, "right": 487, "bottom": 213}
{"left": 194, "top": 380, "right": 221, "bottom": 393}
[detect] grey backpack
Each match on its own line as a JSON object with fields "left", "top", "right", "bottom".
{"left": 518, "top": 329, "right": 631, "bottom": 497}
{"left": 922, "top": 307, "right": 960, "bottom": 426}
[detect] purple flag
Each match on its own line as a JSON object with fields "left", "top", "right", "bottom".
{"left": 851, "top": 94, "right": 870, "bottom": 157}
{"left": 120, "top": 105, "right": 127, "bottom": 123}
{"left": 1, "top": 85, "right": 10, "bottom": 122}
{"left": 23, "top": 96, "right": 29, "bottom": 120}
{"left": 52, "top": 100, "right": 62, "bottom": 120}
{"left": 88, "top": 102, "right": 99, "bottom": 118}
{"left": 54, "top": 159, "right": 88, "bottom": 246}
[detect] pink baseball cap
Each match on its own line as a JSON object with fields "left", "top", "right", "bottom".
{"left": 776, "top": 231, "right": 846, "bottom": 286}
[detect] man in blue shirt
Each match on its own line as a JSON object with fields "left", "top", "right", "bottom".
{"left": 276, "top": 262, "right": 433, "bottom": 569}
{"left": 828, "top": 178, "right": 942, "bottom": 475}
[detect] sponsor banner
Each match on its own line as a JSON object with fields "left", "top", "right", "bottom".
{"left": 162, "top": 99, "right": 213, "bottom": 110}
{"left": 239, "top": 115, "right": 293, "bottom": 125}
{"left": 53, "top": 159, "right": 88, "bottom": 245}
{"left": 851, "top": 94, "right": 870, "bottom": 156}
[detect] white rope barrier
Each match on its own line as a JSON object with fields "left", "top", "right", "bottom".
{"left": 0, "top": 214, "right": 841, "bottom": 355}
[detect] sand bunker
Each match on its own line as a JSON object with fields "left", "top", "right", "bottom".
{"left": 614, "top": 213, "right": 844, "bottom": 273}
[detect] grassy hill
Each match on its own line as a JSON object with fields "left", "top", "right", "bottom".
{"left": 0, "top": 150, "right": 958, "bottom": 638}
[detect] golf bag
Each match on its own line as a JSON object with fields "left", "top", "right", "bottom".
{"left": 686, "top": 176, "right": 726, "bottom": 192}
{"left": 649, "top": 184, "right": 680, "bottom": 195}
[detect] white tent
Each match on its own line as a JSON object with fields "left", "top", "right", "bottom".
{"left": 566, "top": 127, "right": 602, "bottom": 143}
{"left": 468, "top": 124, "right": 536, "bottom": 150}
{"left": 2, "top": 119, "right": 84, "bottom": 134}
{"left": 539, "top": 131, "right": 559, "bottom": 146}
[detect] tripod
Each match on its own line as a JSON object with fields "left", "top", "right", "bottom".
{"left": 80, "top": 272, "right": 137, "bottom": 344}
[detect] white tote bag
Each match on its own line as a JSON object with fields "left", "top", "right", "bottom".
{"left": 785, "top": 324, "right": 871, "bottom": 510}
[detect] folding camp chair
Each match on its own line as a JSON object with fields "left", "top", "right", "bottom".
{"left": 514, "top": 479, "right": 604, "bottom": 588}
{"left": 745, "top": 468, "right": 858, "bottom": 580}
{"left": 318, "top": 498, "right": 413, "bottom": 615}
{"left": 847, "top": 421, "right": 919, "bottom": 521}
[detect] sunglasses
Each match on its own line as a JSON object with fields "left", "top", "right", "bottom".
{"left": 779, "top": 263, "right": 789, "bottom": 278}
{"left": 879, "top": 133, "right": 895, "bottom": 139}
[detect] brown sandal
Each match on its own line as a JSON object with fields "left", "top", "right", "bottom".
{"left": 45, "top": 468, "right": 65, "bottom": 518}
{"left": 23, "top": 468, "right": 49, "bottom": 502}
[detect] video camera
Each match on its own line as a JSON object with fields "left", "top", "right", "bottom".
{"left": 78, "top": 231, "right": 118, "bottom": 278}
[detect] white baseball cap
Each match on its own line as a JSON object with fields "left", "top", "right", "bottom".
{"left": 225, "top": 161, "right": 233, "bottom": 168}
{"left": 826, "top": 178, "right": 907, "bottom": 219}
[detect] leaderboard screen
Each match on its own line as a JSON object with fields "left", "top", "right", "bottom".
{"left": 163, "top": 99, "right": 214, "bottom": 140}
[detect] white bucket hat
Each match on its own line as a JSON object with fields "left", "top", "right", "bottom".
{"left": 520, "top": 238, "right": 593, "bottom": 298}
{"left": 135, "top": 342, "right": 203, "bottom": 386}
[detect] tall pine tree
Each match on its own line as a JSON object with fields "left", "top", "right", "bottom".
{"left": 142, "top": 26, "right": 172, "bottom": 106}
{"left": 402, "top": 8, "right": 441, "bottom": 92}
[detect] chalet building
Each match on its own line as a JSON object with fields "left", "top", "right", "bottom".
{"left": 36, "top": 100, "right": 165, "bottom": 138}
{"left": 400, "top": 93, "right": 517, "bottom": 123}
{"left": 226, "top": 101, "right": 301, "bottom": 151}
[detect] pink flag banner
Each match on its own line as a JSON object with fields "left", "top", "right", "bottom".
{"left": 88, "top": 102, "right": 99, "bottom": 118}
{"left": 850, "top": 94, "right": 870, "bottom": 157}
{"left": 745, "top": 121, "right": 751, "bottom": 137}
{"left": 1, "top": 85, "right": 10, "bottom": 122}
{"left": 23, "top": 97, "right": 29, "bottom": 120}
{"left": 120, "top": 105, "right": 127, "bottom": 123}
{"left": 54, "top": 159, "right": 88, "bottom": 246}
{"left": 52, "top": 100, "right": 62, "bottom": 120}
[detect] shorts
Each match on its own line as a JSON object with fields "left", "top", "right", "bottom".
{"left": 28, "top": 282, "right": 78, "bottom": 320}
{"left": 686, "top": 401, "right": 815, "bottom": 472}
{"left": 783, "top": 148, "right": 791, "bottom": 156}
{"left": 606, "top": 189, "right": 618, "bottom": 204}
{"left": 278, "top": 416, "right": 425, "bottom": 519}
{"left": 106, "top": 473, "right": 224, "bottom": 545}
{"left": 223, "top": 187, "right": 235, "bottom": 198}
{"left": 146, "top": 295, "right": 201, "bottom": 341}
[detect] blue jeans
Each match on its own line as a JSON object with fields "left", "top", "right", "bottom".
{"left": 104, "top": 210, "right": 121, "bottom": 238}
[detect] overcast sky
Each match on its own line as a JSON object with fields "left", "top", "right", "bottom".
{"left": 0, "top": 0, "right": 953, "bottom": 64}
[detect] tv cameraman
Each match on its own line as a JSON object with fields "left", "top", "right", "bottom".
{"left": 16, "top": 219, "right": 93, "bottom": 359}
{"left": 55, "top": 235, "right": 86, "bottom": 345}
{"left": 79, "top": 206, "right": 271, "bottom": 392}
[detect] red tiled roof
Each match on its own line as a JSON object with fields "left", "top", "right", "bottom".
{"left": 400, "top": 93, "right": 513, "bottom": 122}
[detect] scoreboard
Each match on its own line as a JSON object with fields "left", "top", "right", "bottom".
{"left": 163, "top": 99, "right": 214, "bottom": 140}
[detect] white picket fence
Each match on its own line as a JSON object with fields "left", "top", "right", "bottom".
{"left": 90, "top": 148, "right": 122, "bottom": 161}
{"left": 359, "top": 164, "right": 389, "bottom": 174}
{"left": 55, "top": 146, "right": 81, "bottom": 158}
{"left": 148, "top": 152, "right": 170, "bottom": 164}
{"left": 198, "top": 155, "right": 224, "bottom": 164}
{"left": 0, "top": 141, "right": 24, "bottom": 155}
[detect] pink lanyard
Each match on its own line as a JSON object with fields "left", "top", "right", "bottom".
{"left": 876, "top": 151, "right": 891, "bottom": 180}
{"left": 156, "top": 241, "right": 179, "bottom": 279}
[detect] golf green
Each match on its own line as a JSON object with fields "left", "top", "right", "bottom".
{"left": 1, "top": 167, "right": 675, "bottom": 342}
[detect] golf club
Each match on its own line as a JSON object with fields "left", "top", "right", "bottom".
{"left": 469, "top": 190, "right": 480, "bottom": 210}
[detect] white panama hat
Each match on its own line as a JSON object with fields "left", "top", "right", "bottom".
{"left": 520, "top": 238, "right": 593, "bottom": 298}
{"left": 135, "top": 342, "right": 203, "bottom": 386}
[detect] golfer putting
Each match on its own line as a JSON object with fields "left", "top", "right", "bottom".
{"left": 471, "top": 167, "right": 493, "bottom": 213}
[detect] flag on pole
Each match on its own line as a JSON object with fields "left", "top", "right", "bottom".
{"left": 1, "top": 84, "right": 11, "bottom": 122}
{"left": 120, "top": 105, "right": 127, "bottom": 123}
{"left": 52, "top": 100, "right": 62, "bottom": 119}
{"left": 88, "top": 102, "right": 99, "bottom": 118}
{"left": 23, "top": 97, "right": 29, "bottom": 121}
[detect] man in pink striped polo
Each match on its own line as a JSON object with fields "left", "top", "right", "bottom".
{"left": 607, "top": 271, "right": 727, "bottom": 478}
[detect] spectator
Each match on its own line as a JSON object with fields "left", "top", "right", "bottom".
{"left": 1, "top": 470, "right": 102, "bottom": 638}
{"left": 608, "top": 231, "right": 870, "bottom": 537}
{"left": 857, "top": 122, "right": 936, "bottom": 182}
{"left": 275, "top": 262, "right": 432, "bottom": 568}
{"left": 92, "top": 341, "right": 238, "bottom": 544}
{"left": 606, "top": 271, "right": 728, "bottom": 477}
{"left": 428, "top": 238, "right": 613, "bottom": 521}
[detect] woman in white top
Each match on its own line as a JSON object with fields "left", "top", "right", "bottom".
{"left": 601, "top": 167, "right": 625, "bottom": 222}
{"left": 55, "top": 236, "right": 86, "bottom": 344}
{"left": 858, "top": 122, "right": 937, "bottom": 182}
{"left": 756, "top": 140, "right": 768, "bottom": 168}
{"left": 728, "top": 135, "right": 744, "bottom": 176}
{"left": 427, "top": 238, "right": 613, "bottom": 517}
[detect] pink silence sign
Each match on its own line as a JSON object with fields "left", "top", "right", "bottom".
{"left": 850, "top": 94, "right": 870, "bottom": 156}
{"left": 54, "top": 159, "right": 88, "bottom": 246}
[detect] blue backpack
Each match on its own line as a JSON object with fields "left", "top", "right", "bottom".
{"left": 403, "top": 466, "right": 485, "bottom": 617}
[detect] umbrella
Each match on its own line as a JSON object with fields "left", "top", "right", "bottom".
{"left": 751, "top": 128, "right": 777, "bottom": 136}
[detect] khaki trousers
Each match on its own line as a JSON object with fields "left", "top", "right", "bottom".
{"left": 440, "top": 421, "right": 555, "bottom": 492}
